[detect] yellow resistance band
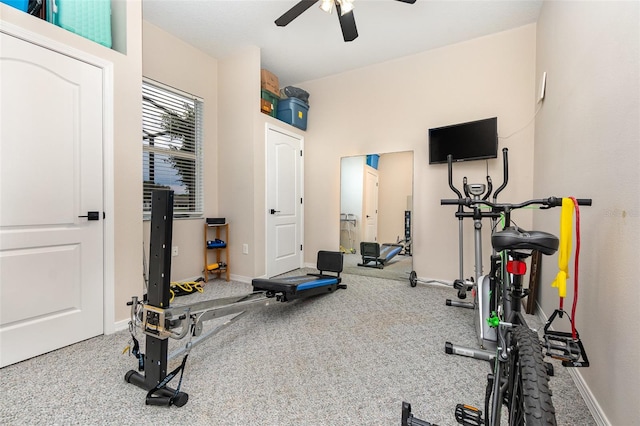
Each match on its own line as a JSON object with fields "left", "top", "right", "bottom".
{"left": 551, "top": 198, "right": 575, "bottom": 298}
{"left": 169, "top": 281, "right": 204, "bottom": 303}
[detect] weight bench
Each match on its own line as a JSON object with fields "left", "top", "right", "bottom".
{"left": 252, "top": 250, "right": 346, "bottom": 302}
{"left": 357, "top": 242, "right": 403, "bottom": 269}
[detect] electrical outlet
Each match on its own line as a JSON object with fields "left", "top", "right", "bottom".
{"left": 172, "top": 246, "right": 179, "bottom": 257}
{"left": 242, "top": 244, "right": 249, "bottom": 255}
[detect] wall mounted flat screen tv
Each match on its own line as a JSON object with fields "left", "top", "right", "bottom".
{"left": 429, "top": 117, "right": 498, "bottom": 164}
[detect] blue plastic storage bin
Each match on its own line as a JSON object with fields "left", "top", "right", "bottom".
{"left": 1, "top": 0, "right": 28, "bottom": 11}
{"left": 47, "top": 0, "right": 112, "bottom": 48}
{"left": 366, "top": 154, "right": 380, "bottom": 169}
{"left": 277, "top": 98, "right": 309, "bottom": 131}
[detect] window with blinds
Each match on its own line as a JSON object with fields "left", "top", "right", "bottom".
{"left": 142, "top": 80, "right": 203, "bottom": 219}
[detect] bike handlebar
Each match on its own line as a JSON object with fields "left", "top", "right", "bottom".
{"left": 441, "top": 196, "right": 592, "bottom": 210}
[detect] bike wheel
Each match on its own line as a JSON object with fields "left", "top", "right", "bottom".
{"left": 508, "top": 325, "right": 557, "bottom": 425}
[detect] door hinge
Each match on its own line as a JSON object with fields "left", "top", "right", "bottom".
{"left": 300, "top": 197, "right": 303, "bottom": 204}
{"left": 300, "top": 244, "right": 303, "bottom": 251}
{"left": 300, "top": 150, "right": 303, "bottom": 157}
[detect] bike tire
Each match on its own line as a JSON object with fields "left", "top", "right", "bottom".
{"left": 509, "top": 325, "right": 557, "bottom": 425}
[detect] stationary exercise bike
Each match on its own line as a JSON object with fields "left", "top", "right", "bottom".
{"left": 404, "top": 193, "right": 592, "bottom": 426}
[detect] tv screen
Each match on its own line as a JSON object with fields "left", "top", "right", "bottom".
{"left": 429, "top": 117, "right": 498, "bottom": 164}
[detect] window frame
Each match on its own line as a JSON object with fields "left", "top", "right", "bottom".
{"left": 142, "top": 78, "right": 204, "bottom": 220}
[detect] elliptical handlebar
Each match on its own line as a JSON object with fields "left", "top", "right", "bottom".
{"left": 447, "top": 154, "right": 464, "bottom": 200}
{"left": 441, "top": 196, "right": 593, "bottom": 210}
{"left": 446, "top": 148, "right": 508, "bottom": 203}
{"left": 492, "top": 148, "right": 509, "bottom": 202}
{"left": 482, "top": 176, "right": 493, "bottom": 201}
{"left": 463, "top": 177, "right": 470, "bottom": 198}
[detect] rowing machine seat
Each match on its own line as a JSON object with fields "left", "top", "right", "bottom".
{"left": 358, "top": 242, "right": 403, "bottom": 269}
{"left": 252, "top": 251, "right": 345, "bottom": 302}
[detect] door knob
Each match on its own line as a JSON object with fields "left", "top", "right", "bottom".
{"left": 270, "top": 209, "right": 281, "bottom": 215}
{"left": 78, "top": 211, "right": 100, "bottom": 221}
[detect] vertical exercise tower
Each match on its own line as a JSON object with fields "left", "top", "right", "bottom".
{"left": 125, "top": 190, "right": 189, "bottom": 406}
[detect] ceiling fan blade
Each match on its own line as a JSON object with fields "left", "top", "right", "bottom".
{"left": 336, "top": 4, "right": 358, "bottom": 42}
{"left": 395, "top": 0, "right": 417, "bottom": 3}
{"left": 275, "top": 0, "right": 319, "bottom": 27}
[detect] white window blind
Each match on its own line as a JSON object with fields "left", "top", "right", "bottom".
{"left": 142, "top": 80, "right": 203, "bottom": 219}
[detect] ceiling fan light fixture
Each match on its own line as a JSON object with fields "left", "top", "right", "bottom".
{"left": 319, "top": 0, "right": 334, "bottom": 14}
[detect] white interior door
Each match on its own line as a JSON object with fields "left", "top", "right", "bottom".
{"left": 266, "top": 125, "right": 303, "bottom": 278}
{"left": 363, "top": 167, "right": 379, "bottom": 242}
{"left": 0, "top": 33, "right": 104, "bottom": 367}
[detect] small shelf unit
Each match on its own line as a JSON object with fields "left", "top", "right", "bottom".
{"left": 203, "top": 222, "right": 230, "bottom": 281}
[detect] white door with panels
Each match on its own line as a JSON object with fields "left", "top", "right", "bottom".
{"left": 0, "top": 33, "right": 104, "bottom": 367}
{"left": 363, "top": 166, "right": 379, "bottom": 243}
{"left": 266, "top": 125, "right": 303, "bottom": 278}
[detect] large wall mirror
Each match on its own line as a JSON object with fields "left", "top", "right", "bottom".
{"left": 340, "top": 151, "right": 413, "bottom": 281}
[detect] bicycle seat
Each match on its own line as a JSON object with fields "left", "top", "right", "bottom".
{"left": 492, "top": 226, "right": 559, "bottom": 255}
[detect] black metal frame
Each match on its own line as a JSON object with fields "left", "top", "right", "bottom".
{"left": 125, "top": 190, "right": 189, "bottom": 406}
{"left": 124, "top": 190, "right": 346, "bottom": 407}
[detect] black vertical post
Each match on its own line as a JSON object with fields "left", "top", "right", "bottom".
{"left": 144, "top": 189, "right": 173, "bottom": 385}
{"left": 125, "top": 190, "right": 188, "bottom": 406}
{"left": 404, "top": 210, "right": 411, "bottom": 255}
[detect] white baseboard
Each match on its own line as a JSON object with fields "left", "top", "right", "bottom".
{"left": 417, "top": 275, "right": 453, "bottom": 288}
{"left": 112, "top": 318, "right": 130, "bottom": 333}
{"left": 566, "top": 367, "right": 611, "bottom": 425}
{"left": 535, "top": 304, "right": 610, "bottom": 426}
{"left": 229, "top": 273, "right": 254, "bottom": 283}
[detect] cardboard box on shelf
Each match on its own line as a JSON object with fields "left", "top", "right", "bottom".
{"left": 261, "top": 69, "right": 279, "bottom": 96}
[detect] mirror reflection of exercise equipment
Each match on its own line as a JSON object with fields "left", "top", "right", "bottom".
{"left": 340, "top": 151, "right": 413, "bottom": 281}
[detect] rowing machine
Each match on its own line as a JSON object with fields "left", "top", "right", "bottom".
{"left": 124, "top": 190, "right": 346, "bottom": 407}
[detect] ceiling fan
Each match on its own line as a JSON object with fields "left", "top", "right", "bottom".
{"left": 275, "top": 0, "right": 417, "bottom": 42}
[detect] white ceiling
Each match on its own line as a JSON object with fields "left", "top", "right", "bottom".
{"left": 142, "top": 0, "right": 543, "bottom": 87}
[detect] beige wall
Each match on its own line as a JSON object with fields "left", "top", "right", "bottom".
{"left": 140, "top": 39, "right": 287, "bottom": 282}
{"left": 111, "top": 1, "right": 143, "bottom": 324}
{"left": 534, "top": 1, "right": 640, "bottom": 424}
{"left": 141, "top": 21, "right": 219, "bottom": 282}
{"left": 218, "top": 46, "right": 265, "bottom": 279}
{"left": 216, "top": 46, "right": 304, "bottom": 279}
{"left": 300, "top": 24, "right": 538, "bottom": 282}
{"left": 377, "top": 151, "right": 413, "bottom": 244}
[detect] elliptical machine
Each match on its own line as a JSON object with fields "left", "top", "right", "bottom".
{"left": 445, "top": 148, "right": 509, "bottom": 354}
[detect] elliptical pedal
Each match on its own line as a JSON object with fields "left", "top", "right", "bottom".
{"left": 454, "top": 404, "right": 483, "bottom": 426}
